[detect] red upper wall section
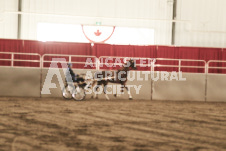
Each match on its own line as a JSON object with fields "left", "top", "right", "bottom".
{"left": 0, "top": 38, "right": 225, "bottom": 60}
{"left": 0, "top": 39, "right": 92, "bottom": 55}
{"left": 0, "top": 39, "right": 226, "bottom": 73}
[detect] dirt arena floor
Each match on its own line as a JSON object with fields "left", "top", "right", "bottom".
{"left": 0, "top": 97, "right": 226, "bottom": 151}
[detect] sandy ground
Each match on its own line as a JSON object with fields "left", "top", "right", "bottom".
{"left": 0, "top": 97, "right": 226, "bottom": 151}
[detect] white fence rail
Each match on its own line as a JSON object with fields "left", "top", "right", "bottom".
{"left": 42, "top": 54, "right": 97, "bottom": 68}
{"left": 207, "top": 60, "right": 226, "bottom": 73}
{"left": 0, "top": 52, "right": 226, "bottom": 74}
{"left": 0, "top": 52, "right": 41, "bottom": 67}
{"left": 154, "top": 58, "right": 207, "bottom": 73}
{"left": 98, "top": 56, "right": 207, "bottom": 73}
{"left": 98, "top": 56, "right": 156, "bottom": 70}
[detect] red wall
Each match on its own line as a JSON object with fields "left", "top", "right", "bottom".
{"left": 0, "top": 39, "right": 225, "bottom": 73}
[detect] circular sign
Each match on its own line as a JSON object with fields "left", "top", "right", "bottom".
{"left": 82, "top": 25, "right": 115, "bottom": 43}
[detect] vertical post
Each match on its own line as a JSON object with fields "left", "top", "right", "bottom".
{"left": 42, "top": 55, "right": 45, "bottom": 68}
{"left": 178, "top": 59, "right": 181, "bottom": 72}
{"left": 151, "top": 59, "right": 155, "bottom": 73}
{"left": 17, "top": 0, "right": 22, "bottom": 39}
{"left": 171, "top": 0, "right": 177, "bottom": 45}
{"left": 204, "top": 61, "right": 209, "bottom": 102}
{"left": 11, "top": 53, "right": 14, "bottom": 67}
{"left": 96, "top": 58, "right": 100, "bottom": 70}
{"left": 150, "top": 59, "right": 155, "bottom": 101}
{"left": 205, "top": 61, "right": 208, "bottom": 74}
{"left": 40, "top": 55, "right": 42, "bottom": 68}
{"left": 40, "top": 55, "right": 43, "bottom": 98}
{"left": 69, "top": 56, "right": 72, "bottom": 63}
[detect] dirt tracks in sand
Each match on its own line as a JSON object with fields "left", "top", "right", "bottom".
{"left": 0, "top": 97, "right": 226, "bottom": 151}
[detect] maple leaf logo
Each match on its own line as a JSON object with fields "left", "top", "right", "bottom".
{"left": 94, "top": 30, "right": 102, "bottom": 36}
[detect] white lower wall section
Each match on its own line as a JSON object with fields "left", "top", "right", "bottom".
{"left": 0, "top": 67, "right": 41, "bottom": 97}
{"left": 206, "top": 74, "right": 226, "bottom": 102}
{"left": 152, "top": 72, "right": 206, "bottom": 101}
{"left": 2, "top": 67, "right": 226, "bottom": 102}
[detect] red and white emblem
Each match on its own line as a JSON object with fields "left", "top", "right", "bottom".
{"left": 82, "top": 25, "right": 115, "bottom": 43}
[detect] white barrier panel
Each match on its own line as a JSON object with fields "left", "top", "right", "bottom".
{"left": 152, "top": 72, "right": 206, "bottom": 101}
{"left": 0, "top": 67, "right": 41, "bottom": 97}
{"left": 206, "top": 74, "right": 226, "bottom": 102}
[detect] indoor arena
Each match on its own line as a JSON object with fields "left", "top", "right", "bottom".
{"left": 0, "top": 0, "right": 226, "bottom": 151}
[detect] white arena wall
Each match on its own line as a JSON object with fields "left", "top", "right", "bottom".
{"left": 152, "top": 72, "right": 206, "bottom": 101}
{"left": 206, "top": 74, "right": 226, "bottom": 102}
{"left": 0, "top": 67, "right": 41, "bottom": 97}
{"left": 1, "top": 66, "right": 226, "bottom": 102}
